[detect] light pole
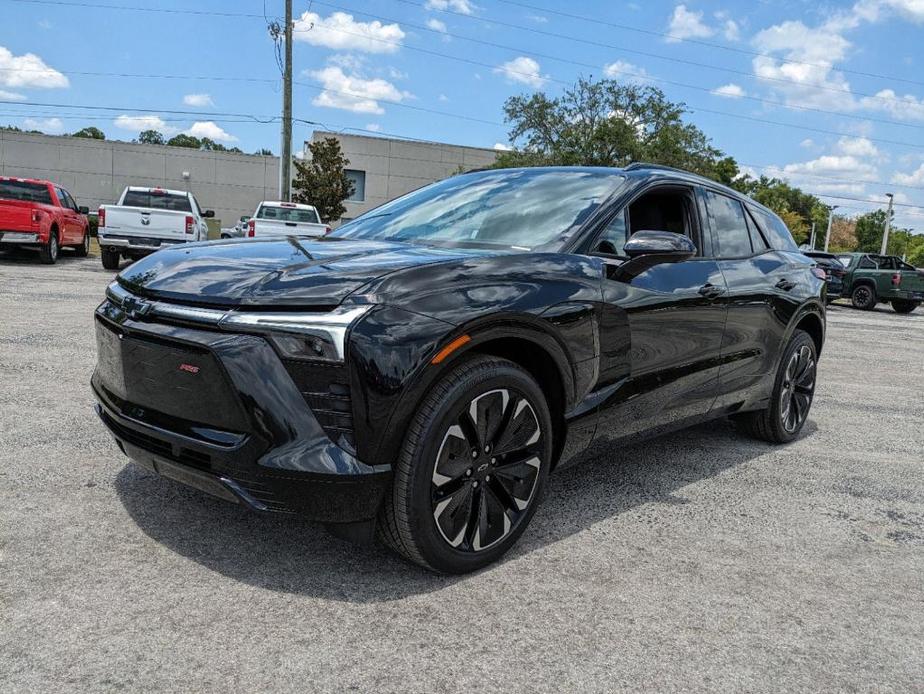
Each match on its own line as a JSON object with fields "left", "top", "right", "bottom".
{"left": 823, "top": 204, "right": 839, "bottom": 252}
{"left": 880, "top": 193, "right": 894, "bottom": 256}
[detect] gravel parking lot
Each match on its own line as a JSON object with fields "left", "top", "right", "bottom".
{"left": 2, "top": 251, "right": 923, "bottom": 692}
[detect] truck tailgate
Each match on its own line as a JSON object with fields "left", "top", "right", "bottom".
{"left": 899, "top": 269, "right": 924, "bottom": 297}
{"left": 0, "top": 199, "right": 38, "bottom": 232}
{"left": 103, "top": 206, "right": 189, "bottom": 240}
{"left": 254, "top": 219, "right": 328, "bottom": 238}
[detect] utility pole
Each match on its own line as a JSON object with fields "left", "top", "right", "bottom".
{"left": 809, "top": 222, "right": 816, "bottom": 249}
{"left": 823, "top": 205, "right": 839, "bottom": 252}
{"left": 880, "top": 193, "right": 894, "bottom": 256}
{"left": 279, "top": 0, "right": 293, "bottom": 202}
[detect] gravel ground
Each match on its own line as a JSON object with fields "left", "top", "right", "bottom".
{"left": 1, "top": 251, "right": 923, "bottom": 693}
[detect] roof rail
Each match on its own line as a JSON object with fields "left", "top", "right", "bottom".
{"left": 623, "top": 162, "right": 689, "bottom": 174}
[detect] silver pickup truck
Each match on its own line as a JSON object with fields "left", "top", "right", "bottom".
{"left": 97, "top": 186, "right": 214, "bottom": 270}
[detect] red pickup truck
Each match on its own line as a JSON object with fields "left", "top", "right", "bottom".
{"left": 0, "top": 177, "right": 90, "bottom": 264}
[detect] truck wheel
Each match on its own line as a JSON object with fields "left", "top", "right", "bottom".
{"left": 101, "top": 248, "right": 120, "bottom": 270}
{"left": 851, "top": 284, "right": 877, "bottom": 310}
{"left": 378, "top": 355, "right": 553, "bottom": 574}
{"left": 734, "top": 330, "right": 816, "bottom": 444}
{"left": 891, "top": 299, "right": 919, "bottom": 314}
{"left": 39, "top": 230, "right": 59, "bottom": 264}
{"left": 74, "top": 232, "right": 90, "bottom": 258}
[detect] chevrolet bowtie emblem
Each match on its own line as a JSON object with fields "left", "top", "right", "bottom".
{"left": 121, "top": 295, "right": 152, "bottom": 319}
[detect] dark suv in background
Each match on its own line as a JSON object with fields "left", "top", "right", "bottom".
{"left": 92, "top": 164, "right": 825, "bottom": 573}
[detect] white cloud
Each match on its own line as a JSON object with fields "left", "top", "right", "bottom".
{"left": 893, "top": 164, "right": 924, "bottom": 186}
{"left": 493, "top": 56, "right": 546, "bottom": 88}
{"left": 666, "top": 5, "right": 715, "bottom": 42}
{"left": 860, "top": 88, "right": 924, "bottom": 122}
{"left": 768, "top": 136, "right": 885, "bottom": 196}
{"left": 603, "top": 60, "right": 651, "bottom": 84}
{"left": 493, "top": 142, "right": 512, "bottom": 151}
{"left": 426, "top": 18, "right": 447, "bottom": 32}
{"left": 293, "top": 11, "right": 405, "bottom": 54}
{"left": 835, "top": 136, "right": 881, "bottom": 159}
{"left": 23, "top": 117, "right": 64, "bottom": 134}
{"left": 365, "top": 123, "right": 381, "bottom": 132}
{"left": 801, "top": 138, "right": 815, "bottom": 148}
{"left": 186, "top": 121, "right": 238, "bottom": 142}
{"left": 183, "top": 93, "right": 213, "bottom": 107}
{"left": 0, "top": 46, "right": 68, "bottom": 89}
{"left": 438, "top": 93, "right": 449, "bottom": 102}
{"left": 721, "top": 18, "right": 741, "bottom": 41}
{"left": 309, "top": 65, "right": 409, "bottom": 114}
{"left": 0, "top": 89, "right": 26, "bottom": 101}
{"left": 425, "top": 0, "right": 476, "bottom": 15}
{"left": 711, "top": 83, "right": 745, "bottom": 99}
{"left": 114, "top": 114, "right": 178, "bottom": 134}
{"left": 528, "top": 14, "right": 548, "bottom": 23}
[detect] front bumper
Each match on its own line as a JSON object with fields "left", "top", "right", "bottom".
{"left": 92, "top": 301, "right": 391, "bottom": 522}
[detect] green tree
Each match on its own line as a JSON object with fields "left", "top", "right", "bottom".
{"left": 292, "top": 137, "right": 355, "bottom": 223}
{"left": 854, "top": 210, "right": 888, "bottom": 253}
{"left": 495, "top": 77, "right": 736, "bottom": 182}
{"left": 254, "top": 148, "right": 273, "bottom": 156}
{"left": 137, "top": 129, "right": 165, "bottom": 145}
{"left": 166, "top": 133, "right": 202, "bottom": 148}
{"left": 72, "top": 126, "right": 106, "bottom": 140}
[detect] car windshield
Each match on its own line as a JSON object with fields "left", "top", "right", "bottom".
{"left": 122, "top": 190, "right": 192, "bottom": 212}
{"left": 0, "top": 180, "right": 52, "bottom": 204}
{"left": 333, "top": 169, "right": 625, "bottom": 250}
{"left": 836, "top": 255, "right": 853, "bottom": 267}
{"left": 257, "top": 205, "right": 320, "bottom": 224}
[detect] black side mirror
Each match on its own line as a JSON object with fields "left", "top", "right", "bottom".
{"left": 203, "top": 210, "right": 215, "bottom": 218}
{"left": 78, "top": 206, "right": 89, "bottom": 214}
{"left": 610, "top": 230, "right": 697, "bottom": 282}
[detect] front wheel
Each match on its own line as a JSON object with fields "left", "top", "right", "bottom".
{"left": 851, "top": 284, "right": 877, "bottom": 310}
{"left": 891, "top": 299, "right": 919, "bottom": 314}
{"left": 734, "top": 330, "right": 817, "bottom": 444}
{"left": 378, "top": 355, "right": 553, "bottom": 574}
{"left": 74, "top": 232, "right": 90, "bottom": 257}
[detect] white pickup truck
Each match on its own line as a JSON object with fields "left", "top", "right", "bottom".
{"left": 245, "top": 201, "right": 330, "bottom": 239}
{"left": 97, "top": 186, "right": 214, "bottom": 269}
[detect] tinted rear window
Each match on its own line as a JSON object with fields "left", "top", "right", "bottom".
{"left": 748, "top": 205, "right": 798, "bottom": 251}
{"left": 704, "top": 190, "right": 752, "bottom": 258}
{"left": 257, "top": 206, "right": 320, "bottom": 224}
{"left": 122, "top": 190, "right": 192, "bottom": 212}
{"left": 0, "top": 180, "right": 52, "bottom": 204}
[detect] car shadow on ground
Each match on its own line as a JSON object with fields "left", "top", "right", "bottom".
{"left": 115, "top": 418, "right": 816, "bottom": 602}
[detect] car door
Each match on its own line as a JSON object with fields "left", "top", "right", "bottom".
{"left": 56, "top": 187, "right": 81, "bottom": 243}
{"left": 703, "top": 190, "right": 797, "bottom": 410}
{"left": 588, "top": 183, "right": 729, "bottom": 442}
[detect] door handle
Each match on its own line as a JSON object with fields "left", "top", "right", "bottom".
{"left": 775, "top": 278, "right": 797, "bottom": 291}
{"left": 698, "top": 283, "right": 725, "bottom": 299}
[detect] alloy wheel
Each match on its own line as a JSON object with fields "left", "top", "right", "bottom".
{"left": 431, "top": 388, "right": 542, "bottom": 552}
{"left": 854, "top": 286, "right": 872, "bottom": 308}
{"left": 780, "top": 345, "right": 815, "bottom": 433}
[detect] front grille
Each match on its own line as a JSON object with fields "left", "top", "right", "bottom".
{"left": 281, "top": 359, "right": 355, "bottom": 451}
{"left": 101, "top": 409, "right": 213, "bottom": 471}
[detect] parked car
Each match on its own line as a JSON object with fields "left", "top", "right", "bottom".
{"left": 97, "top": 186, "right": 214, "bottom": 270}
{"left": 220, "top": 216, "right": 250, "bottom": 239}
{"left": 246, "top": 201, "right": 330, "bottom": 238}
{"left": 0, "top": 176, "right": 90, "bottom": 263}
{"left": 92, "top": 164, "right": 825, "bottom": 573}
{"left": 836, "top": 252, "right": 924, "bottom": 313}
{"left": 803, "top": 250, "right": 847, "bottom": 301}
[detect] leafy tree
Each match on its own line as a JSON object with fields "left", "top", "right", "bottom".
{"left": 827, "top": 216, "right": 857, "bottom": 252}
{"left": 292, "top": 137, "right": 355, "bottom": 223}
{"left": 72, "top": 126, "right": 106, "bottom": 140}
{"left": 166, "top": 133, "right": 202, "bottom": 149}
{"left": 255, "top": 148, "right": 273, "bottom": 156}
{"left": 854, "top": 210, "right": 888, "bottom": 253}
{"left": 495, "top": 77, "right": 735, "bottom": 182}
{"left": 138, "top": 129, "right": 165, "bottom": 145}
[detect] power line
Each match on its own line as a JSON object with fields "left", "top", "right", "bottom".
{"left": 0, "top": 99, "right": 280, "bottom": 123}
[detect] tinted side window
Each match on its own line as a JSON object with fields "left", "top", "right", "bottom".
{"left": 744, "top": 209, "right": 769, "bottom": 252}
{"left": 748, "top": 205, "right": 798, "bottom": 251}
{"left": 55, "top": 187, "right": 68, "bottom": 208}
{"left": 858, "top": 256, "right": 876, "bottom": 269}
{"left": 597, "top": 210, "right": 628, "bottom": 255}
{"left": 703, "top": 190, "right": 752, "bottom": 258}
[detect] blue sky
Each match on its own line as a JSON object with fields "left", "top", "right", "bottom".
{"left": 2, "top": 0, "right": 924, "bottom": 227}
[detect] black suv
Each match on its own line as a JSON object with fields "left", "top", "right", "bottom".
{"left": 92, "top": 165, "right": 825, "bottom": 573}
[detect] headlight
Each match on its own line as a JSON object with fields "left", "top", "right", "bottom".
{"left": 217, "top": 305, "right": 372, "bottom": 362}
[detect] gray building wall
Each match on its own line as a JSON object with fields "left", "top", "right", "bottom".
{"left": 0, "top": 130, "right": 280, "bottom": 225}
{"left": 309, "top": 131, "right": 498, "bottom": 221}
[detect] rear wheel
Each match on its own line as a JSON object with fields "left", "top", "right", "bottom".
{"left": 851, "top": 283, "right": 877, "bottom": 310}
{"left": 101, "top": 248, "right": 120, "bottom": 270}
{"left": 891, "top": 299, "right": 919, "bottom": 314}
{"left": 378, "top": 355, "right": 553, "bottom": 574}
{"left": 39, "top": 230, "right": 59, "bottom": 264}
{"left": 734, "top": 330, "right": 817, "bottom": 444}
{"left": 74, "top": 231, "right": 90, "bottom": 257}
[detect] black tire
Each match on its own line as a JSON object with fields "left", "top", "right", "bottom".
{"left": 734, "top": 330, "right": 817, "bottom": 444}
{"left": 101, "top": 248, "right": 121, "bottom": 270}
{"left": 74, "top": 231, "right": 90, "bottom": 258}
{"left": 891, "top": 299, "right": 919, "bottom": 314}
{"left": 851, "top": 283, "right": 877, "bottom": 310}
{"left": 38, "top": 229, "right": 59, "bottom": 264}
{"left": 378, "top": 355, "right": 553, "bottom": 574}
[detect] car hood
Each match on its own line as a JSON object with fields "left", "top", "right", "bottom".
{"left": 116, "top": 236, "right": 494, "bottom": 307}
